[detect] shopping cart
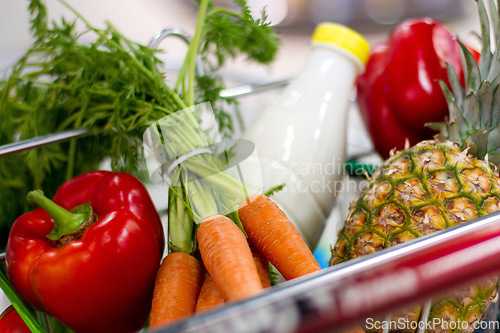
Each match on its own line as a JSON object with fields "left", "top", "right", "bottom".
{"left": 1, "top": 29, "right": 500, "bottom": 333}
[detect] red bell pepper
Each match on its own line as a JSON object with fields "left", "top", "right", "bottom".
{"left": 0, "top": 306, "right": 31, "bottom": 333}
{"left": 356, "top": 17, "right": 479, "bottom": 159}
{"left": 5, "top": 171, "right": 164, "bottom": 333}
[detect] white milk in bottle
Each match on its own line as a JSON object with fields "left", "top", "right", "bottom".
{"left": 241, "top": 23, "right": 370, "bottom": 248}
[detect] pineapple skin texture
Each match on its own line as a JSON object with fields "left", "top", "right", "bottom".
{"left": 331, "top": 140, "right": 500, "bottom": 332}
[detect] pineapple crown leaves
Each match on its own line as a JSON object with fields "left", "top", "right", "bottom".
{"left": 428, "top": 0, "right": 500, "bottom": 165}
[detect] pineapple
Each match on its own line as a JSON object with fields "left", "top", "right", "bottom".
{"left": 331, "top": 0, "right": 500, "bottom": 331}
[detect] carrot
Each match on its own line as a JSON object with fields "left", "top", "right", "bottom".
{"left": 238, "top": 194, "right": 321, "bottom": 280}
{"left": 149, "top": 252, "right": 202, "bottom": 328}
{"left": 195, "top": 272, "right": 225, "bottom": 313}
{"left": 197, "top": 215, "right": 263, "bottom": 302}
{"left": 249, "top": 241, "right": 272, "bottom": 288}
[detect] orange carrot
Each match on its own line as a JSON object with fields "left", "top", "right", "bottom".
{"left": 238, "top": 194, "right": 321, "bottom": 280}
{"left": 249, "top": 242, "right": 272, "bottom": 288}
{"left": 149, "top": 252, "right": 202, "bottom": 328}
{"left": 197, "top": 215, "right": 263, "bottom": 302}
{"left": 195, "top": 272, "right": 225, "bottom": 313}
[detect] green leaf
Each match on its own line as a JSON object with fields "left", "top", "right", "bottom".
{"left": 448, "top": 120, "right": 462, "bottom": 144}
{"left": 486, "top": 145, "right": 500, "bottom": 165}
{"left": 201, "top": 2, "right": 279, "bottom": 69}
{"left": 0, "top": 269, "right": 45, "bottom": 333}
{"left": 458, "top": 39, "right": 482, "bottom": 92}
{"left": 433, "top": 133, "right": 448, "bottom": 143}
{"left": 449, "top": 102, "right": 468, "bottom": 139}
{"left": 469, "top": 129, "right": 489, "bottom": 159}
{"left": 487, "top": 126, "right": 500, "bottom": 152}
{"left": 426, "top": 121, "right": 448, "bottom": 136}
{"left": 478, "top": 0, "right": 493, "bottom": 76}
{"left": 466, "top": 141, "right": 479, "bottom": 157}
{"left": 444, "top": 64, "right": 464, "bottom": 107}
{"left": 477, "top": 80, "right": 493, "bottom": 128}
{"left": 488, "top": 0, "right": 500, "bottom": 53}
{"left": 263, "top": 183, "right": 286, "bottom": 197}
{"left": 463, "top": 92, "right": 481, "bottom": 130}
{"left": 487, "top": 0, "right": 500, "bottom": 36}
{"left": 486, "top": 45, "right": 500, "bottom": 82}
{"left": 491, "top": 75, "right": 500, "bottom": 127}
{"left": 488, "top": 153, "right": 500, "bottom": 166}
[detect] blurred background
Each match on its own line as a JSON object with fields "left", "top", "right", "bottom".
{"left": 0, "top": 0, "right": 483, "bottom": 137}
{"left": 2, "top": 0, "right": 481, "bottom": 147}
{"left": 0, "top": 0, "right": 482, "bottom": 84}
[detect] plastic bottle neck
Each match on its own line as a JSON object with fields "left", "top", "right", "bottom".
{"left": 288, "top": 43, "right": 360, "bottom": 95}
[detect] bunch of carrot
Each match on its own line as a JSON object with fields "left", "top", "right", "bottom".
{"left": 149, "top": 193, "right": 321, "bottom": 329}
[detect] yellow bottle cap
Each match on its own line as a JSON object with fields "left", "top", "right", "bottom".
{"left": 312, "top": 22, "right": 370, "bottom": 69}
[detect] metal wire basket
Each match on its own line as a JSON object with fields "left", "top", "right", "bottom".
{"left": 1, "top": 28, "right": 500, "bottom": 333}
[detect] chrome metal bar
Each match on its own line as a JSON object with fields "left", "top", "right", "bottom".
{"left": 148, "top": 27, "right": 205, "bottom": 77}
{"left": 0, "top": 77, "right": 291, "bottom": 157}
{"left": 42, "top": 312, "right": 52, "bottom": 333}
{"left": 0, "top": 128, "right": 92, "bottom": 157}
{"left": 149, "top": 27, "right": 191, "bottom": 49}
{"left": 416, "top": 300, "right": 432, "bottom": 333}
{"left": 381, "top": 313, "right": 392, "bottom": 333}
{"left": 219, "top": 79, "right": 290, "bottom": 98}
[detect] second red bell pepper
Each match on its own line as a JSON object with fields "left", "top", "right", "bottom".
{"left": 0, "top": 306, "right": 31, "bottom": 333}
{"left": 5, "top": 171, "right": 164, "bottom": 333}
{"left": 356, "top": 17, "right": 479, "bottom": 159}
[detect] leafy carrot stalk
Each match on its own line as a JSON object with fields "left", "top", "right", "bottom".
{"left": 197, "top": 215, "right": 263, "bottom": 302}
{"left": 238, "top": 194, "right": 321, "bottom": 280}
{"left": 150, "top": 252, "right": 202, "bottom": 328}
{"left": 249, "top": 242, "right": 272, "bottom": 288}
{"left": 195, "top": 272, "right": 225, "bottom": 313}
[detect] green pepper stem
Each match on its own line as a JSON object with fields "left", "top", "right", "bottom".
{"left": 27, "top": 190, "right": 90, "bottom": 240}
